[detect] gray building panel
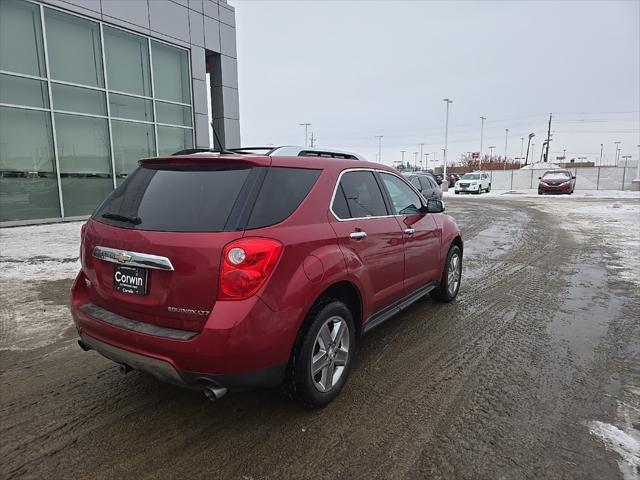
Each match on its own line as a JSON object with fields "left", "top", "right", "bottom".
{"left": 220, "top": 23, "right": 237, "bottom": 58}
{"left": 102, "top": 0, "right": 150, "bottom": 29}
{"left": 219, "top": 3, "right": 235, "bottom": 27}
{"left": 192, "top": 79, "right": 208, "bottom": 115}
{"left": 189, "top": 0, "right": 204, "bottom": 13}
{"left": 203, "top": 0, "right": 219, "bottom": 20}
{"left": 220, "top": 55, "right": 238, "bottom": 88}
{"left": 188, "top": 8, "right": 205, "bottom": 47}
{"left": 149, "top": 1, "right": 190, "bottom": 43}
{"left": 203, "top": 16, "right": 221, "bottom": 51}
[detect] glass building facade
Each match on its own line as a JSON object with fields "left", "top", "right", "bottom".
{"left": 0, "top": 0, "right": 240, "bottom": 225}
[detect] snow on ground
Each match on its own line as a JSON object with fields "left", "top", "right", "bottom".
{"left": 587, "top": 386, "right": 640, "bottom": 480}
{"left": 0, "top": 221, "right": 82, "bottom": 351}
{"left": 444, "top": 189, "right": 640, "bottom": 199}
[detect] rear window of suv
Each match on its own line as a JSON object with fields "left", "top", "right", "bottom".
{"left": 94, "top": 164, "right": 320, "bottom": 232}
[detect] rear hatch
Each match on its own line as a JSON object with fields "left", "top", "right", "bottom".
{"left": 81, "top": 156, "right": 269, "bottom": 332}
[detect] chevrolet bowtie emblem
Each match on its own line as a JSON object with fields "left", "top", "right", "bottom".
{"left": 114, "top": 252, "right": 132, "bottom": 264}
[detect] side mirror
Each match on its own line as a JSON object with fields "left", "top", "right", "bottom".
{"left": 572, "top": 176, "right": 576, "bottom": 179}
{"left": 435, "top": 178, "right": 443, "bottom": 185}
{"left": 425, "top": 199, "right": 445, "bottom": 213}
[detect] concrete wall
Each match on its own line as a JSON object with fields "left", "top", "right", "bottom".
{"left": 40, "top": 0, "right": 240, "bottom": 148}
{"left": 487, "top": 167, "right": 638, "bottom": 191}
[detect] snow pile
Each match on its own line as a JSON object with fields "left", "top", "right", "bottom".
{"left": 520, "top": 162, "right": 562, "bottom": 170}
{"left": 0, "top": 221, "right": 83, "bottom": 351}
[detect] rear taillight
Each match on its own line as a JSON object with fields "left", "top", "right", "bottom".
{"left": 218, "top": 238, "right": 283, "bottom": 300}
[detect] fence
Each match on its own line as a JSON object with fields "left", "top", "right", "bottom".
{"left": 487, "top": 166, "right": 638, "bottom": 191}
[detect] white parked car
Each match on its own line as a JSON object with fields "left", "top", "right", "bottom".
{"left": 454, "top": 172, "right": 491, "bottom": 194}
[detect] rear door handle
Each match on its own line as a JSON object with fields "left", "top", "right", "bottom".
{"left": 349, "top": 231, "right": 367, "bottom": 240}
{"left": 404, "top": 228, "right": 415, "bottom": 235}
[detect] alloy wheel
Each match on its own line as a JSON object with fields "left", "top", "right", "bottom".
{"left": 447, "top": 253, "right": 461, "bottom": 297}
{"left": 311, "top": 316, "right": 350, "bottom": 393}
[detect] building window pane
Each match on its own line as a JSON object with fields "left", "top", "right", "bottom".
{"left": 55, "top": 113, "right": 112, "bottom": 216}
{"left": 151, "top": 41, "right": 190, "bottom": 103}
{"left": 0, "top": 74, "right": 49, "bottom": 109}
{"left": 0, "top": 107, "right": 60, "bottom": 221}
{"left": 109, "top": 93, "right": 153, "bottom": 122}
{"left": 103, "top": 27, "right": 151, "bottom": 97}
{"left": 112, "top": 120, "right": 155, "bottom": 181}
{"left": 156, "top": 101, "right": 192, "bottom": 127}
{"left": 44, "top": 8, "right": 104, "bottom": 88}
{"left": 51, "top": 83, "right": 106, "bottom": 116}
{"left": 157, "top": 126, "right": 193, "bottom": 156}
{"left": 0, "top": 0, "right": 46, "bottom": 77}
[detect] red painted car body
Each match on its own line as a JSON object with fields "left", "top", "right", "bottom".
{"left": 538, "top": 169, "right": 576, "bottom": 194}
{"left": 71, "top": 153, "right": 462, "bottom": 397}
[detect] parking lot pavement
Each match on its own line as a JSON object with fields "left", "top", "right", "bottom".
{"left": 1, "top": 196, "right": 639, "bottom": 480}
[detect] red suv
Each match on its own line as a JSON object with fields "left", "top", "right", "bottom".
{"left": 71, "top": 149, "right": 463, "bottom": 407}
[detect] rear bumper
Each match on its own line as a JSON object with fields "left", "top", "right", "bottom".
{"left": 71, "top": 271, "right": 301, "bottom": 390}
{"left": 79, "top": 333, "right": 286, "bottom": 390}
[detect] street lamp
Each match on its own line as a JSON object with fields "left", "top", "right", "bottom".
{"left": 524, "top": 133, "right": 535, "bottom": 165}
{"left": 298, "top": 123, "right": 311, "bottom": 147}
{"left": 375, "top": 135, "right": 383, "bottom": 163}
{"left": 488, "top": 146, "right": 496, "bottom": 160}
{"left": 443, "top": 99, "right": 453, "bottom": 188}
{"left": 479, "top": 116, "right": 486, "bottom": 169}
{"left": 400, "top": 150, "right": 406, "bottom": 168}
{"left": 520, "top": 137, "right": 524, "bottom": 163}
{"left": 413, "top": 152, "right": 418, "bottom": 170}
{"left": 614, "top": 141, "right": 621, "bottom": 165}
{"left": 504, "top": 128, "right": 509, "bottom": 163}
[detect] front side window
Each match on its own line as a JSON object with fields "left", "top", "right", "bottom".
{"left": 333, "top": 171, "right": 388, "bottom": 219}
{"left": 410, "top": 177, "right": 422, "bottom": 190}
{"left": 380, "top": 173, "right": 422, "bottom": 216}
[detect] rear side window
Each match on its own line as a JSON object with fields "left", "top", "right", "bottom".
{"left": 95, "top": 165, "right": 252, "bottom": 231}
{"left": 332, "top": 171, "right": 388, "bottom": 219}
{"left": 246, "top": 167, "right": 321, "bottom": 229}
{"left": 419, "top": 176, "right": 433, "bottom": 190}
{"left": 410, "top": 177, "right": 422, "bottom": 190}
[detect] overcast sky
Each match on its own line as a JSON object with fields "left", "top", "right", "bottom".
{"left": 230, "top": 0, "right": 639, "bottom": 166}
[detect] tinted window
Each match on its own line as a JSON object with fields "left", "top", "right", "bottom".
{"left": 335, "top": 171, "right": 387, "bottom": 218}
{"left": 410, "top": 177, "right": 422, "bottom": 190}
{"left": 332, "top": 184, "right": 351, "bottom": 219}
{"left": 95, "top": 165, "right": 252, "bottom": 232}
{"left": 380, "top": 173, "right": 422, "bottom": 215}
{"left": 419, "top": 176, "right": 435, "bottom": 191}
{"left": 247, "top": 167, "right": 321, "bottom": 229}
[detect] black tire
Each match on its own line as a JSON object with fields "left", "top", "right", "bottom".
{"left": 430, "top": 245, "right": 462, "bottom": 303}
{"left": 283, "top": 300, "right": 356, "bottom": 408}
{"left": 487, "top": 184, "right": 491, "bottom": 192}
{"left": 454, "top": 191, "right": 459, "bottom": 195}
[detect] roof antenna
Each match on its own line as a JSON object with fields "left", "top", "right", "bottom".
{"left": 211, "top": 121, "right": 233, "bottom": 154}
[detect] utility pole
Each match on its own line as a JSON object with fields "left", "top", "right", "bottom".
{"left": 309, "top": 132, "right": 316, "bottom": 148}
{"left": 543, "top": 113, "right": 552, "bottom": 162}
{"left": 413, "top": 152, "right": 418, "bottom": 169}
{"left": 520, "top": 137, "right": 524, "bottom": 163}
{"left": 375, "top": 135, "right": 383, "bottom": 163}
{"left": 299, "top": 123, "right": 311, "bottom": 148}
{"left": 504, "top": 128, "right": 509, "bottom": 163}
{"left": 419, "top": 143, "right": 424, "bottom": 170}
{"left": 400, "top": 150, "right": 406, "bottom": 168}
{"left": 599, "top": 143, "right": 604, "bottom": 166}
{"left": 479, "top": 116, "right": 486, "bottom": 169}
{"left": 443, "top": 98, "right": 453, "bottom": 185}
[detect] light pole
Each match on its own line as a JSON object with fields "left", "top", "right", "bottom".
{"left": 504, "top": 128, "right": 509, "bottom": 163}
{"left": 400, "top": 150, "right": 406, "bottom": 168}
{"left": 632, "top": 144, "right": 640, "bottom": 190}
{"left": 488, "top": 146, "right": 496, "bottom": 160}
{"left": 520, "top": 137, "right": 524, "bottom": 163}
{"left": 614, "top": 141, "right": 621, "bottom": 165}
{"left": 419, "top": 143, "right": 424, "bottom": 170}
{"left": 375, "top": 135, "right": 383, "bottom": 163}
{"left": 299, "top": 123, "right": 311, "bottom": 147}
{"left": 531, "top": 143, "right": 535, "bottom": 164}
{"left": 524, "top": 133, "right": 535, "bottom": 165}
{"left": 443, "top": 98, "right": 453, "bottom": 188}
{"left": 479, "top": 116, "right": 486, "bottom": 169}
{"left": 413, "top": 152, "right": 418, "bottom": 170}
{"left": 599, "top": 143, "right": 604, "bottom": 166}
{"left": 424, "top": 153, "right": 429, "bottom": 168}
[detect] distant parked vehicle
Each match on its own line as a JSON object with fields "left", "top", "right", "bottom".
{"left": 403, "top": 172, "right": 443, "bottom": 200}
{"left": 454, "top": 172, "right": 491, "bottom": 194}
{"left": 538, "top": 170, "right": 575, "bottom": 195}
{"left": 447, "top": 173, "right": 460, "bottom": 188}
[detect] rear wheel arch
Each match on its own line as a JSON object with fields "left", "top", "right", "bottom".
{"left": 313, "top": 281, "right": 363, "bottom": 338}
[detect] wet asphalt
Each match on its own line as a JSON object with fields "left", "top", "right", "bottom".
{"left": 1, "top": 196, "right": 638, "bottom": 480}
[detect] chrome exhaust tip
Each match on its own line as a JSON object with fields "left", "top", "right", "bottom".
{"left": 203, "top": 385, "right": 228, "bottom": 401}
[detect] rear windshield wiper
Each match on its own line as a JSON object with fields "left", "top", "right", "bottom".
{"left": 101, "top": 212, "right": 141, "bottom": 225}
